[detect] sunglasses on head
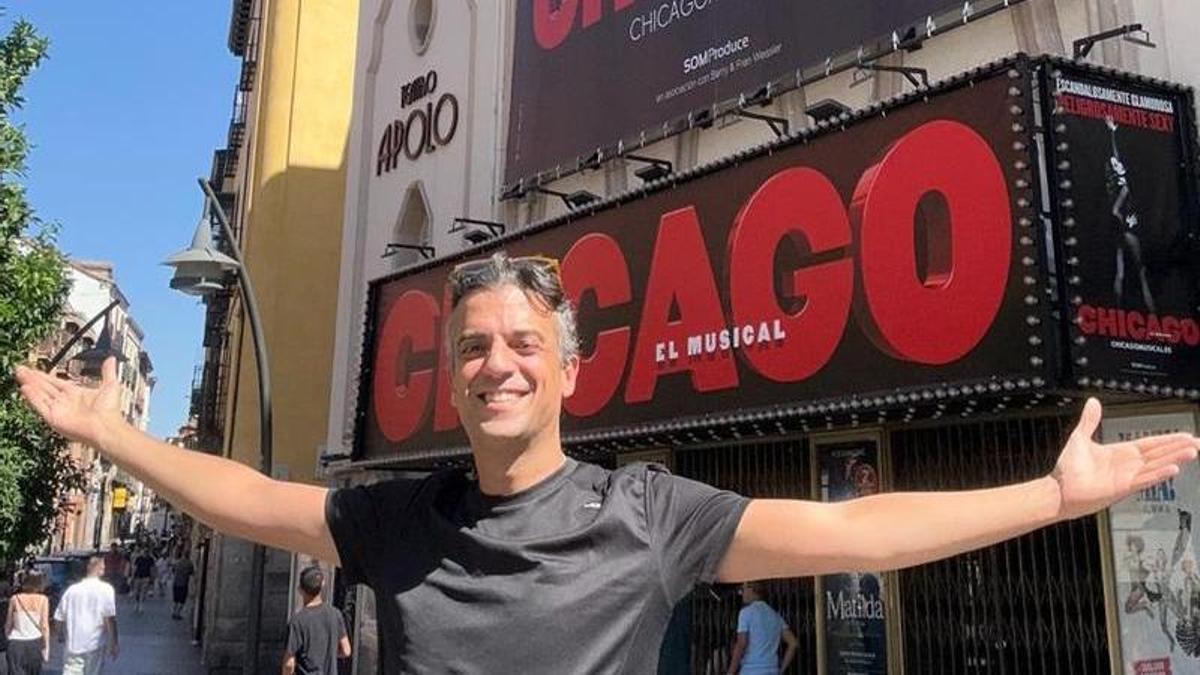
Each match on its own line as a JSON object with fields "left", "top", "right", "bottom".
{"left": 449, "top": 254, "right": 562, "bottom": 281}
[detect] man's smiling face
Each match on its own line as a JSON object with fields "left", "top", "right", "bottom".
{"left": 449, "top": 283, "right": 578, "bottom": 450}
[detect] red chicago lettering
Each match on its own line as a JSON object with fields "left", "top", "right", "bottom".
{"left": 1078, "top": 304, "right": 1200, "bottom": 346}
{"left": 1127, "top": 311, "right": 1146, "bottom": 340}
{"left": 728, "top": 167, "right": 853, "bottom": 382}
{"left": 625, "top": 207, "right": 737, "bottom": 403}
{"left": 533, "top": 0, "right": 577, "bottom": 50}
{"left": 1161, "top": 315, "right": 1181, "bottom": 343}
{"left": 852, "top": 120, "right": 1011, "bottom": 365}
{"left": 433, "top": 286, "right": 461, "bottom": 432}
{"left": 561, "top": 233, "right": 632, "bottom": 417}
{"left": 1078, "top": 305, "right": 1097, "bottom": 333}
{"left": 534, "top": 0, "right": 636, "bottom": 49}
{"left": 373, "top": 290, "right": 439, "bottom": 442}
{"left": 1184, "top": 320, "right": 1200, "bottom": 346}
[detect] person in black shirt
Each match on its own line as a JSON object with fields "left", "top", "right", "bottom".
{"left": 13, "top": 252, "right": 1200, "bottom": 673}
{"left": 169, "top": 553, "right": 194, "bottom": 621}
{"left": 283, "top": 566, "right": 349, "bottom": 675}
{"left": 130, "top": 549, "right": 154, "bottom": 614}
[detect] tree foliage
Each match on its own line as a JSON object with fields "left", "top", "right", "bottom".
{"left": 0, "top": 9, "right": 81, "bottom": 562}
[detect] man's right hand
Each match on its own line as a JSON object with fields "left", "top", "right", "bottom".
{"left": 16, "top": 356, "right": 340, "bottom": 565}
{"left": 15, "top": 357, "right": 123, "bottom": 447}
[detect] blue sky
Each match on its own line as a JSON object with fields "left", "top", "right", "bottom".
{"left": 9, "top": 3, "right": 239, "bottom": 437}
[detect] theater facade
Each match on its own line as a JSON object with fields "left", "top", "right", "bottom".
{"left": 323, "top": 46, "right": 1200, "bottom": 673}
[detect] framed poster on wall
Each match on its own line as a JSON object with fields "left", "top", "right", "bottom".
{"left": 1102, "top": 410, "right": 1200, "bottom": 675}
{"left": 813, "top": 432, "right": 891, "bottom": 675}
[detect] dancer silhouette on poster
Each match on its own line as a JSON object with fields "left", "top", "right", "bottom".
{"left": 1125, "top": 534, "right": 1157, "bottom": 618}
{"left": 1105, "top": 116, "right": 1157, "bottom": 312}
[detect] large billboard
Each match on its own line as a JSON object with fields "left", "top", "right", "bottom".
{"left": 504, "top": 0, "right": 1022, "bottom": 182}
{"left": 1044, "top": 61, "right": 1200, "bottom": 394}
{"left": 505, "top": 0, "right": 1016, "bottom": 183}
{"left": 356, "top": 58, "right": 1055, "bottom": 460}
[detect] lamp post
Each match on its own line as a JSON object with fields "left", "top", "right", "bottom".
{"left": 164, "top": 178, "right": 273, "bottom": 674}
{"left": 48, "top": 309, "right": 128, "bottom": 553}
{"left": 44, "top": 298, "right": 122, "bottom": 373}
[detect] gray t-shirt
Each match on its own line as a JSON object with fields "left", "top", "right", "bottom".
{"left": 326, "top": 459, "right": 749, "bottom": 674}
{"left": 286, "top": 604, "right": 348, "bottom": 675}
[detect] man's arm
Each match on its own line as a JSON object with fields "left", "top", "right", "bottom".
{"left": 15, "top": 360, "right": 339, "bottom": 564}
{"left": 718, "top": 399, "right": 1198, "bottom": 581}
{"left": 52, "top": 599, "right": 65, "bottom": 644}
{"left": 105, "top": 616, "right": 118, "bottom": 659}
{"left": 281, "top": 654, "right": 297, "bottom": 675}
{"left": 40, "top": 599, "right": 50, "bottom": 660}
{"left": 337, "top": 612, "right": 352, "bottom": 658}
{"left": 725, "top": 633, "right": 747, "bottom": 675}
{"left": 779, "top": 627, "right": 798, "bottom": 672}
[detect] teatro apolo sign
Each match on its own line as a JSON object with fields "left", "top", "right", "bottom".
{"left": 376, "top": 70, "right": 459, "bottom": 175}
{"left": 357, "top": 59, "right": 1052, "bottom": 458}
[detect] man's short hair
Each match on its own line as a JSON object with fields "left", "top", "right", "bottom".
{"left": 446, "top": 252, "right": 580, "bottom": 365}
{"left": 299, "top": 565, "right": 324, "bottom": 596}
{"left": 88, "top": 556, "right": 105, "bottom": 574}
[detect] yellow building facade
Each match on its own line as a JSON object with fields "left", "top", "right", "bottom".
{"left": 194, "top": 0, "right": 357, "bottom": 670}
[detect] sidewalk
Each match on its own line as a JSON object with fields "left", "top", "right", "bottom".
{"left": 45, "top": 585, "right": 205, "bottom": 675}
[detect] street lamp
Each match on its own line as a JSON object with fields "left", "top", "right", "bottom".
{"left": 71, "top": 317, "right": 128, "bottom": 379}
{"left": 164, "top": 178, "right": 273, "bottom": 675}
{"left": 44, "top": 298, "right": 123, "bottom": 374}
{"left": 42, "top": 302, "right": 128, "bottom": 553}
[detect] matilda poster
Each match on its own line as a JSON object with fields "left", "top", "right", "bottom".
{"left": 818, "top": 439, "right": 888, "bottom": 675}
{"left": 1103, "top": 412, "right": 1200, "bottom": 675}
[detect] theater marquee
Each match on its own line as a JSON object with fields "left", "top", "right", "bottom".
{"left": 356, "top": 58, "right": 1060, "bottom": 460}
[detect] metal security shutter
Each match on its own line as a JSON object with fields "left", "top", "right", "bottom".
{"left": 675, "top": 438, "right": 816, "bottom": 675}
{"left": 891, "top": 416, "right": 1110, "bottom": 674}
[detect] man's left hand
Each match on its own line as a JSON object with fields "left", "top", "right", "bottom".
{"left": 1052, "top": 398, "right": 1199, "bottom": 521}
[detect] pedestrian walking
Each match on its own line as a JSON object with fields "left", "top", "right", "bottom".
{"left": 13, "top": 251, "right": 1200, "bottom": 672}
{"left": 52, "top": 557, "right": 117, "bottom": 675}
{"left": 153, "top": 553, "right": 170, "bottom": 599}
{"left": 100, "top": 550, "right": 124, "bottom": 597}
{"left": 282, "top": 566, "right": 349, "bottom": 675}
{"left": 129, "top": 549, "right": 154, "bottom": 614}
{"left": 169, "top": 552, "right": 194, "bottom": 621}
{"left": 5, "top": 571, "right": 49, "bottom": 674}
{"left": 726, "top": 581, "right": 797, "bottom": 675}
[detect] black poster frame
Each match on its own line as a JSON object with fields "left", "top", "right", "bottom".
{"left": 1037, "top": 57, "right": 1200, "bottom": 399}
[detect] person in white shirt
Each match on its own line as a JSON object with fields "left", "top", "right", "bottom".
{"left": 52, "top": 557, "right": 118, "bottom": 675}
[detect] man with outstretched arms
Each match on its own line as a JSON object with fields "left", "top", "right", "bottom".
{"left": 14, "top": 252, "right": 1199, "bottom": 673}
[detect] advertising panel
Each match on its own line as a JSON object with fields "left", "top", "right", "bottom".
{"left": 1103, "top": 412, "right": 1200, "bottom": 674}
{"left": 505, "top": 0, "right": 1007, "bottom": 183}
{"left": 358, "top": 59, "right": 1050, "bottom": 459}
{"left": 816, "top": 438, "right": 888, "bottom": 675}
{"left": 1045, "top": 62, "right": 1200, "bottom": 393}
